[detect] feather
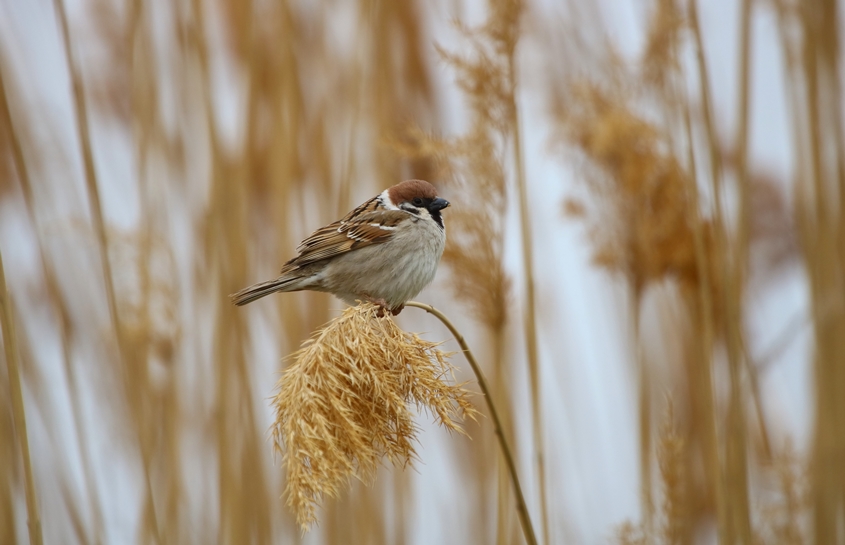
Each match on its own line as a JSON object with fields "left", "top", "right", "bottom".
{"left": 288, "top": 210, "right": 409, "bottom": 268}
{"left": 230, "top": 276, "right": 306, "bottom": 306}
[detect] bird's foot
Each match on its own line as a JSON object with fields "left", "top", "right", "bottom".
{"left": 362, "top": 297, "right": 401, "bottom": 317}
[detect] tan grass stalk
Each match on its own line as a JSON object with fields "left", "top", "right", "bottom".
{"left": 53, "top": 0, "right": 123, "bottom": 344}
{"left": 0, "top": 251, "right": 42, "bottom": 545}
{"left": 686, "top": 1, "right": 734, "bottom": 541}
{"left": 53, "top": 1, "right": 166, "bottom": 540}
{"left": 734, "top": 0, "right": 753, "bottom": 262}
{"left": 692, "top": 0, "right": 757, "bottom": 538}
{"left": 271, "top": 302, "right": 477, "bottom": 531}
{"left": 508, "top": 26, "right": 551, "bottom": 545}
{"left": 0, "top": 53, "right": 104, "bottom": 542}
{"left": 406, "top": 300, "right": 539, "bottom": 545}
{"left": 124, "top": 5, "right": 190, "bottom": 540}
{"left": 718, "top": 0, "right": 754, "bottom": 542}
{"left": 190, "top": 1, "right": 276, "bottom": 541}
{"left": 681, "top": 96, "right": 722, "bottom": 533}
{"left": 631, "top": 290, "right": 654, "bottom": 533}
{"left": 770, "top": 3, "right": 836, "bottom": 537}
{"left": 793, "top": 0, "right": 845, "bottom": 541}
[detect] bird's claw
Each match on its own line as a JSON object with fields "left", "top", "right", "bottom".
{"left": 362, "top": 297, "right": 402, "bottom": 317}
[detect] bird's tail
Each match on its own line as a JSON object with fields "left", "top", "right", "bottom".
{"left": 230, "top": 276, "right": 302, "bottom": 306}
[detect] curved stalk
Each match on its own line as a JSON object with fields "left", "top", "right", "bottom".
{"left": 405, "top": 301, "right": 538, "bottom": 545}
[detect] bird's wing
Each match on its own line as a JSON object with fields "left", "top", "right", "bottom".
{"left": 283, "top": 208, "right": 410, "bottom": 270}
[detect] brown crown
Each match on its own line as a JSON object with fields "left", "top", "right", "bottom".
{"left": 386, "top": 179, "right": 438, "bottom": 204}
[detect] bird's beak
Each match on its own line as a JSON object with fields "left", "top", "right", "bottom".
{"left": 429, "top": 197, "right": 450, "bottom": 211}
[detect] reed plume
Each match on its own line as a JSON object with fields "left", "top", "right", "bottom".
{"left": 556, "top": 83, "right": 701, "bottom": 292}
{"left": 615, "top": 400, "right": 687, "bottom": 545}
{"left": 270, "top": 302, "right": 476, "bottom": 530}
{"left": 641, "top": 0, "right": 684, "bottom": 90}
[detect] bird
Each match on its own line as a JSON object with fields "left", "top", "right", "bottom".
{"left": 230, "top": 179, "right": 450, "bottom": 315}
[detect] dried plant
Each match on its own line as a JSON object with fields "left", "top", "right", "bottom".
{"left": 754, "top": 442, "right": 809, "bottom": 545}
{"left": 555, "top": 82, "right": 708, "bottom": 533}
{"left": 613, "top": 399, "right": 687, "bottom": 545}
{"left": 270, "top": 302, "right": 476, "bottom": 530}
{"left": 0, "top": 251, "right": 42, "bottom": 545}
{"left": 657, "top": 402, "right": 686, "bottom": 544}
{"left": 555, "top": 83, "right": 703, "bottom": 293}
{"left": 641, "top": 0, "right": 685, "bottom": 89}
{"left": 616, "top": 521, "right": 648, "bottom": 545}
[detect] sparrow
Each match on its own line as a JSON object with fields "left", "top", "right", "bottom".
{"left": 231, "top": 179, "right": 450, "bottom": 315}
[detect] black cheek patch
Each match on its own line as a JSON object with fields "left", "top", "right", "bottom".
{"left": 430, "top": 210, "right": 444, "bottom": 229}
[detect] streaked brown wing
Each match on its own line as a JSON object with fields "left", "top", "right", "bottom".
{"left": 284, "top": 209, "right": 409, "bottom": 269}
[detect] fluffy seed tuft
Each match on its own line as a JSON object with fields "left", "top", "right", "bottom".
{"left": 270, "top": 302, "right": 477, "bottom": 530}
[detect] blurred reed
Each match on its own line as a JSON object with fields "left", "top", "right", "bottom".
{"left": 551, "top": 0, "right": 840, "bottom": 542}
{"left": 0, "top": 250, "right": 42, "bottom": 544}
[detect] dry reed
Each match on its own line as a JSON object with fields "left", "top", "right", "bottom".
{"left": 755, "top": 442, "right": 808, "bottom": 545}
{"left": 0, "top": 251, "right": 42, "bottom": 545}
{"left": 551, "top": 0, "right": 814, "bottom": 541}
{"left": 554, "top": 79, "right": 704, "bottom": 534}
{"left": 555, "top": 84, "right": 700, "bottom": 292}
{"left": 616, "top": 399, "right": 687, "bottom": 545}
{"left": 270, "top": 302, "right": 476, "bottom": 530}
{"left": 788, "top": 0, "right": 845, "bottom": 540}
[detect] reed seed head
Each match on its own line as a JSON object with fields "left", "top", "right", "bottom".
{"left": 557, "top": 84, "right": 702, "bottom": 292}
{"left": 642, "top": 0, "right": 684, "bottom": 88}
{"left": 270, "top": 302, "right": 477, "bottom": 530}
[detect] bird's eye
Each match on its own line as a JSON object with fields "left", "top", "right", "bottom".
{"left": 412, "top": 197, "right": 424, "bottom": 206}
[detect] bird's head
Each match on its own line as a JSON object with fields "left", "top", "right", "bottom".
{"left": 384, "top": 179, "right": 450, "bottom": 229}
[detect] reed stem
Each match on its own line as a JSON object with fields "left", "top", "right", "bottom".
{"left": 52, "top": 1, "right": 162, "bottom": 540}
{"left": 509, "top": 51, "right": 549, "bottom": 545}
{"left": 0, "top": 251, "right": 43, "bottom": 545}
{"left": 406, "top": 301, "right": 538, "bottom": 545}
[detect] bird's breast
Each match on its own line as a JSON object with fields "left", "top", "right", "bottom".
{"left": 323, "top": 219, "right": 446, "bottom": 308}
